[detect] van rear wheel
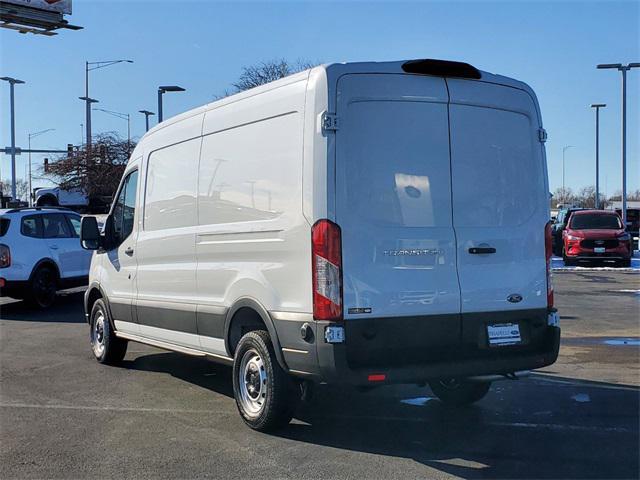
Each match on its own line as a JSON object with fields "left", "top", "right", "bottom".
{"left": 233, "top": 330, "right": 297, "bottom": 431}
{"left": 429, "top": 378, "right": 491, "bottom": 406}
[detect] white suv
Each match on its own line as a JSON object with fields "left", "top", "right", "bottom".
{"left": 0, "top": 207, "right": 92, "bottom": 307}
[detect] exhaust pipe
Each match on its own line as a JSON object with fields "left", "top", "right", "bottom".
{"left": 467, "top": 370, "right": 531, "bottom": 382}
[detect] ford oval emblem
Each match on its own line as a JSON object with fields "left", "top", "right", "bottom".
{"left": 507, "top": 294, "right": 523, "bottom": 303}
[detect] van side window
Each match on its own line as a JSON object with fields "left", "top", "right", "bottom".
{"left": 144, "top": 139, "right": 199, "bottom": 231}
{"left": 112, "top": 170, "right": 139, "bottom": 246}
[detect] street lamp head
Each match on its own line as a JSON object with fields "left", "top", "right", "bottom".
{"left": 597, "top": 63, "right": 623, "bottom": 69}
{"left": 139, "top": 110, "right": 155, "bottom": 116}
{"left": 590, "top": 103, "right": 606, "bottom": 108}
{"left": 159, "top": 85, "right": 185, "bottom": 93}
{"left": 0, "top": 77, "right": 25, "bottom": 84}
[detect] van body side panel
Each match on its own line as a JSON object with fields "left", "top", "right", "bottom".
{"left": 447, "top": 79, "right": 548, "bottom": 314}
{"left": 302, "top": 66, "right": 329, "bottom": 224}
{"left": 133, "top": 114, "right": 204, "bottom": 349}
{"left": 335, "top": 74, "right": 461, "bottom": 329}
{"left": 195, "top": 80, "right": 312, "bottom": 355}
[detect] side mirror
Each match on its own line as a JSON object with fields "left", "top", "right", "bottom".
{"left": 80, "top": 216, "right": 101, "bottom": 250}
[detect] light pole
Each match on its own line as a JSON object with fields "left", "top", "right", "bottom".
{"left": 138, "top": 110, "right": 155, "bottom": 132}
{"left": 590, "top": 104, "right": 606, "bottom": 209}
{"left": 93, "top": 108, "right": 131, "bottom": 154}
{"left": 157, "top": 85, "right": 185, "bottom": 123}
{"left": 562, "top": 145, "right": 575, "bottom": 203}
{"left": 28, "top": 128, "right": 55, "bottom": 206}
{"left": 0, "top": 76, "right": 25, "bottom": 201}
{"left": 84, "top": 60, "right": 133, "bottom": 154}
{"left": 597, "top": 62, "right": 640, "bottom": 228}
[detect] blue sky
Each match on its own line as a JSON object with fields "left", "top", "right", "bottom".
{"left": 1, "top": 0, "right": 638, "bottom": 195}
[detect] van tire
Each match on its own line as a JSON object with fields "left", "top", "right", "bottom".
{"left": 233, "top": 330, "right": 297, "bottom": 431}
{"left": 429, "top": 379, "right": 491, "bottom": 406}
{"left": 90, "top": 299, "right": 128, "bottom": 365}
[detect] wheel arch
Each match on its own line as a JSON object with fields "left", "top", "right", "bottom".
{"left": 224, "top": 297, "right": 288, "bottom": 372}
{"left": 83, "top": 282, "right": 115, "bottom": 329}
{"left": 29, "top": 258, "right": 61, "bottom": 285}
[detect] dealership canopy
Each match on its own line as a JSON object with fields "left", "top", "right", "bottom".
{"left": 0, "top": 0, "right": 82, "bottom": 35}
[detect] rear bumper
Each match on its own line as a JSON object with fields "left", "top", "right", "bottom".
{"left": 0, "top": 278, "right": 29, "bottom": 298}
{"left": 315, "top": 326, "right": 560, "bottom": 386}
{"left": 279, "top": 309, "right": 561, "bottom": 386}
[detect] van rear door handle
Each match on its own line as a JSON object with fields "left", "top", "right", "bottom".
{"left": 49, "top": 244, "right": 59, "bottom": 250}
{"left": 124, "top": 247, "right": 134, "bottom": 256}
{"left": 469, "top": 247, "right": 496, "bottom": 254}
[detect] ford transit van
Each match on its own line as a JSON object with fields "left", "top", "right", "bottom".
{"left": 81, "top": 59, "right": 560, "bottom": 431}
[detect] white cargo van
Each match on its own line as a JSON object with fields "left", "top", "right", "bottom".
{"left": 81, "top": 59, "right": 560, "bottom": 431}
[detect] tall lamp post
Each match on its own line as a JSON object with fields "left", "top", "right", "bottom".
{"left": 590, "top": 104, "right": 606, "bottom": 209}
{"left": 93, "top": 108, "right": 131, "bottom": 154}
{"left": 84, "top": 60, "right": 133, "bottom": 154}
{"left": 597, "top": 62, "right": 640, "bottom": 227}
{"left": 157, "top": 85, "right": 185, "bottom": 123}
{"left": 562, "top": 145, "right": 575, "bottom": 204}
{"left": 28, "top": 128, "right": 55, "bottom": 206}
{"left": 138, "top": 110, "right": 155, "bottom": 132}
{"left": 1, "top": 76, "right": 25, "bottom": 201}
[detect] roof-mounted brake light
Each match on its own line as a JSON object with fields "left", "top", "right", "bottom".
{"left": 402, "top": 59, "right": 481, "bottom": 79}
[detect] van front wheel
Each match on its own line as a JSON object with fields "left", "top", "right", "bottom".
{"left": 429, "top": 379, "right": 491, "bottom": 406}
{"left": 233, "top": 330, "right": 297, "bottom": 431}
{"left": 90, "top": 299, "right": 127, "bottom": 365}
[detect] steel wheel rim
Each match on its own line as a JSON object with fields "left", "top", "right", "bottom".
{"left": 92, "top": 312, "right": 106, "bottom": 358}
{"left": 238, "top": 348, "right": 268, "bottom": 417}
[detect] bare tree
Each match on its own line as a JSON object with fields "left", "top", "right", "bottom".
{"left": 44, "top": 132, "right": 133, "bottom": 206}
{"left": 230, "top": 59, "right": 318, "bottom": 93}
{"left": 0, "top": 179, "right": 29, "bottom": 202}
{"left": 628, "top": 189, "right": 640, "bottom": 201}
{"left": 552, "top": 187, "right": 576, "bottom": 207}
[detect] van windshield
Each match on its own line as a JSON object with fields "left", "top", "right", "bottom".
{"left": 570, "top": 214, "right": 622, "bottom": 230}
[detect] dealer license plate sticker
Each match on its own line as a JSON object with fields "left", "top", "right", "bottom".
{"left": 594, "top": 247, "right": 606, "bottom": 253}
{"left": 487, "top": 323, "right": 521, "bottom": 346}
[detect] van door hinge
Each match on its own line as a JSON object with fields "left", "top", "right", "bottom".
{"left": 538, "top": 128, "right": 548, "bottom": 143}
{"left": 321, "top": 112, "right": 339, "bottom": 134}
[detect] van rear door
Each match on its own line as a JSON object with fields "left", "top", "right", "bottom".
{"left": 334, "top": 74, "right": 461, "bottom": 346}
{"left": 447, "top": 80, "right": 548, "bottom": 320}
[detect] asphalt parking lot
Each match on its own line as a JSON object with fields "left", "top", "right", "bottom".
{"left": 1, "top": 271, "right": 638, "bottom": 479}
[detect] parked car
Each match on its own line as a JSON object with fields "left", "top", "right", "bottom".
{"left": 80, "top": 58, "right": 560, "bottom": 431}
{"left": 0, "top": 207, "right": 92, "bottom": 307}
{"left": 552, "top": 207, "right": 586, "bottom": 256}
{"left": 34, "top": 186, "right": 111, "bottom": 214}
{"left": 562, "top": 210, "right": 632, "bottom": 267}
{"left": 614, "top": 207, "right": 639, "bottom": 250}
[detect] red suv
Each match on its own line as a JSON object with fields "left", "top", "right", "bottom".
{"left": 563, "top": 210, "right": 632, "bottom": 267}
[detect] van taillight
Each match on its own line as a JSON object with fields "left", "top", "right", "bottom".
{"left": 0, "top": 244, "right": 10, "bottom": 268}
{"left": 312, "top": 220, "right": 343, "bottom": 321}
{"left": 545, "top": 222, "right": 554, "bottom": 308}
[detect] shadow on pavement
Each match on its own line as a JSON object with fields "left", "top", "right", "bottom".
{"left": 121, "top": 350, "right": 639, "bottom": 479}
{"left": 0, "top": 290, "right": 85, "bottom": 323}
